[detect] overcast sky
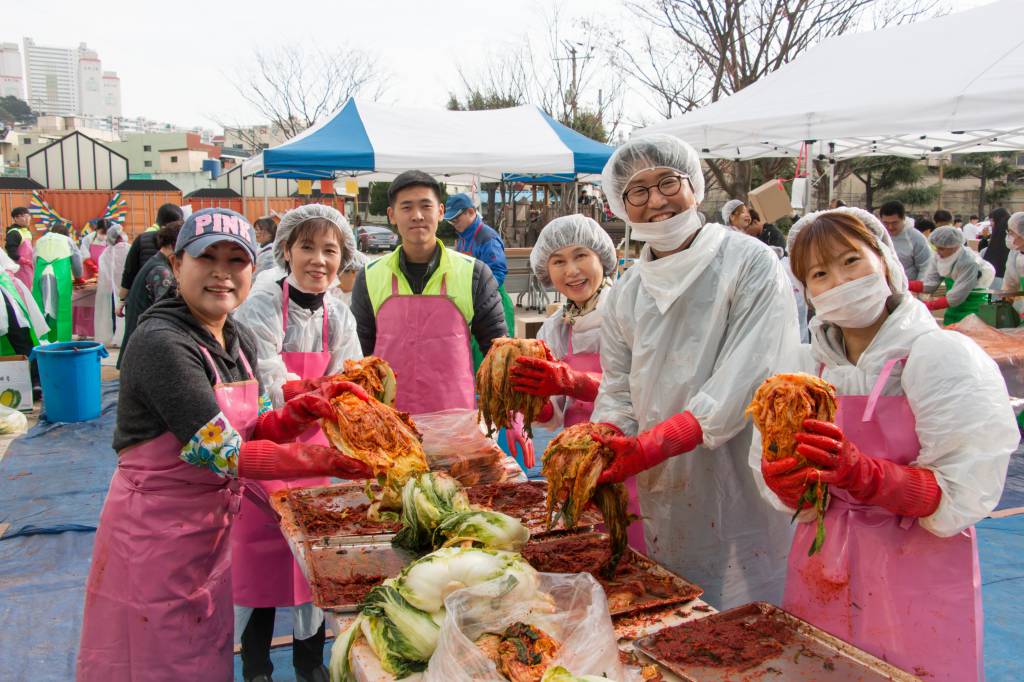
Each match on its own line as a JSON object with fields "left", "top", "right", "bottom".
{"left": 5, "top": 0, "right": 999, "bottom": 132}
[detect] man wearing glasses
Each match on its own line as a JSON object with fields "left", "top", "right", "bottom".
{"left": 589, "top": 134, "right": 800, "bottom": 610}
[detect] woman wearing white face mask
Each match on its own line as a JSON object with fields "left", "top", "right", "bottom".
{"left": 753, "top": 207, "right": 1015, "bottom": 682}
{"left": 588, "top": 134, "right": 801, "bottom": 609}
{"left": 907, "top": 225, "right": 995, "bottom": 325}
{"left": 999, "top": 212, "right": 1024, "bottom": 317}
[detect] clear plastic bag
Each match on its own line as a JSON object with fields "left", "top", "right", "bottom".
{"left": 424, "top": 572, "right": 625, "bottom": 682}
{"left": 414, "top": 409, "right": 508, "bottom": 487}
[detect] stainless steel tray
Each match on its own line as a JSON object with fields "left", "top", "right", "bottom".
{"left": 272, "top": 483, "right": 402, "bottom": 546}
{"left": 522, "top": 532, "right": 704, "bottom": 617}
{"left": 633, "top": 602, "right": 922, "bottom": 682}
{"left": 304, "top": 537, "right": 417, "bottom": 612}
{"left": 465, "top": 480, "right": 603, "bottom": 538}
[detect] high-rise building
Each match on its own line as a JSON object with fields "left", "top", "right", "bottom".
{"left": 0, "top": 42, "right": 24, "bottom": 99}
{"left": 23, "top": 38, "right": 78, "bottom": 115}
{"left": 21, "top": 39, "right": 122, "bottom": 118}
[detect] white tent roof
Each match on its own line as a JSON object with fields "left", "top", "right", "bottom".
{"left": 640, "top": 0, "right": 1024, "bottom": 160}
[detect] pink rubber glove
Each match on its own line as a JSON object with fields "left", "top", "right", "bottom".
{"left": 925, "top": 296, "right": 949, "bottom": 311}
{"left": 795, "top": 419, "right": 941, "bottom": 517}
{"left": 593, "top": 412, "right": 703, "bottom": 485}
{"left": 507, "top": 414, "right": 535, "bottom": 469}
{"left": 255, "top": 380, "right": 369, "bottom": 442}
{"left": 239, "top": 441, "right": 372, "bottom": 480}
{"left": 509, "top": 356, "right": 600, "bottom": 402}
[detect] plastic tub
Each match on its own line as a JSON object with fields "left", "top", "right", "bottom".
{"left": 30, "top": 341, "right": 109, "bottom": 423}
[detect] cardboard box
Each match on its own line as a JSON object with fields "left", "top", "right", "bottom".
{"left": 0, "top": 355, "right": 33, "bottom": 412}
{"left": 748, "top": 179, "right": 793, "bottom": 223}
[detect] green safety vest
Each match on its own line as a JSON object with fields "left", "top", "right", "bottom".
{"left": 32, "top": 234, "right": 74, "bottom": 342}
{"left": 0, "top": 270, "right": 38, "bottom": 355}
{"left": 366, "top": 240, "right": 476, "bottom": 323}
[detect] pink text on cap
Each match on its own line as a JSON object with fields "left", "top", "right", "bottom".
{"left": 193, "top": 212, "right": 253, "bottom": 243}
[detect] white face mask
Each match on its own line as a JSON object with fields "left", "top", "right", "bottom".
{"left": 809, "top": 272, "right": 891, "bottom": 329}
{"left": 936, "top": 249, "right": 960, "bottom": 277}
{"left": 629, "top": 207, "right": 702, "bottom": 252}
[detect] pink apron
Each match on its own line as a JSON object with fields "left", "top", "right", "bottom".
{"left": 561, "top": 333, "right": 647, "bottom": 554}
{"left": 784, "top": 357, "right": 982, "bottom": 681}
{"left": 14, "top": 238, "right": 34, "bottom": 290}
{"left": 90, "top": 241, "right": 106, "bottom": 263}
{"left": 78, "top": 344, "right": 259, "bottom": 682}
{"left": 231, "top": 282, "right": 329, "bottom": 607}
{"left": 374, "top": 274, "right": 475, "bottom": 414}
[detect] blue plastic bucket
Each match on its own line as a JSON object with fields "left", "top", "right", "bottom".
{"left": 30, "top": 341, "right": 109, "bottom": 423}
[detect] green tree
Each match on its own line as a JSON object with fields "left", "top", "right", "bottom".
{"left": 368, "top": 181, "right": 391, "bottom": 218}
{"left": 943, "top": 153, "right": 1015, "bottom": 218}
{"left": 0, "top": 96, "right": 35, "bottom": 126}
{"left": 847, "top": 156, "right": 928, "bottom": 211}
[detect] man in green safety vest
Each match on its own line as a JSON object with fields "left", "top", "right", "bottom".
{"left": 349, "top": 170, "right": 507, "bottom": 417}
{"left": 32, "top": 222, "right": 83, "bottom": 342}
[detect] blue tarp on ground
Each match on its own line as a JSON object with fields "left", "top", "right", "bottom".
{"left": 994, "top": 443, "right": 1024, "bottom": 511}
{"left": 0, "top": 385, "right": 1020, "bottom": 681}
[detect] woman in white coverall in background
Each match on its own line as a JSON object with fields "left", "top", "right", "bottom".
{"left": 232, "top": 204, "right": 362, "bottom": 682}
{"left": 507, "top": 214, "right": 643, "bottom": 550}
{"left": 755, "top": 207, "right": 1014, "bottom": 681}
{"left": 588, "top": 134, "right": 800, "bottom": 609}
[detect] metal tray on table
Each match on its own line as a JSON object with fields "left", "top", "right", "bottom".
{"left": 522, "top": 531, "right": 704, "bottom": 618}
{"left": 465, "top": 480, "right": 604, "bottom": 538}
{"left": 271, "top": 482, "right": 401, "bottom": 546}
{"left": 633, "top": 602, "right": 922, "bottom": 682}
{"left": 303, "top": 537, "right": 417, "bottom": 612}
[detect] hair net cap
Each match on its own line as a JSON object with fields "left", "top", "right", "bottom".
{"left": 601, "top": 134, "right": 705, "bottom": 222}
{"left": 721, "top": 199, "right": 745, "bottom": 224}
{"left": 930, "top": 225, "right": 965, "bottom": 248}
{"left": 788, "top": 207, "right": 908, "bottom": 295}
{"left": 342, "top": 249, "right": 369, "bottom": 273}
{"left": 274, "top": 204, "right": 356, "bottom": 271}
{"left": 106, "top": 224, "right": 126, "bottom": 246}
{"left": 1008, "top": 211, "right": 1024, "bottom": 236}
{"left": 530, "top": 214, "right": 617, "bottom": 287}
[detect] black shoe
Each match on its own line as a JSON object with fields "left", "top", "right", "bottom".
{"left": 295, "top": 665, "right": 328, "bottom": 682}
{"left": 247, "top": 675, "right": 273, "bottom": 682}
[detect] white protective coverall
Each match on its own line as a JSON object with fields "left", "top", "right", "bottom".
{"left": 95, "top": 227, "right": 130, "bottom": 347}
{"left": 592, "top": 134, "right": 801, "bottom": 609}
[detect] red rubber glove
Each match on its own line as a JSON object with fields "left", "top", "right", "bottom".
{"left": 239, "top": 441, "right": 372, "bottom": 480}
{"left": 795, "top": 419, "right": 941, "bottom": 517}
{"left": 593, "top": 412, "right": 703, "bottom": 485}
{"left": 282, "top": 375, "right": 337, "bottom": 403}
{"left": 761, "top": 456, "right": 815, "bottom": 509}
{"left": 509, "top": 356, "right": 600, "bottom": 402}
{"left": 907, "top": 280, "right": 924, "bottom": 293}
{"left": 535, "top": 400, "right": 555, "bottom": 424}
{"left": 255, "top": 380, "right": 369, "bottom": 442}
{"left": 925, "top": 296, "right": 949, "bottom": 311}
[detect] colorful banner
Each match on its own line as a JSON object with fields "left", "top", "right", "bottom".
{"left": 28, "top": 191, "right": 71, "bottom": 229}
{"left": 297, "top": 179, "right": 313, "bottom": 195}
{"left": 101, "top": 192, "right": 128, "bottom": 224}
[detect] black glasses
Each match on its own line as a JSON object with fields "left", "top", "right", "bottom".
{"left": 622, "top": 174, "right": 689, "bottom": 207}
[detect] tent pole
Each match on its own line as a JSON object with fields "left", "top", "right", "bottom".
{"left": 241, "top": 171, "right": 247, "bottom": 218}
{"left": 827, "top": 142, "right": 836, "bottom": 205}
{"left": 263, "top": 177, "right": 269, "bottom": 215}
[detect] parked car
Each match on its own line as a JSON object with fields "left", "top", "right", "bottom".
{"left": 356, "top": 225, "right": 399, "bottom": 252}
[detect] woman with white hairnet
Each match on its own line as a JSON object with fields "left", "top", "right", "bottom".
{"left": 907, "top": 225, "right": 995, "bottom": 325}
{"left": 588, "top": 134, "right": 800, "bottom": 609}
{"left": 94, "top": 223, "right": 130, "bottom": 347}
{"left": 721, "top": 199, "right": 751, "bottom": 231}
{"left": 754, "top": 207, "right": 1014, "bottom": 681}
{"left": 998, "top": 212, "right": 1024, "bottom": 316}
{"left": 506, "top": 215, "right": 644, "bottom": 549}
{"left": 232, "top": 203, "right": 362, "bottom": 682}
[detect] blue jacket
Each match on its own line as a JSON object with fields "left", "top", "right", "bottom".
{"left": 455, "top": 216, "right": 508, "bottom": 287}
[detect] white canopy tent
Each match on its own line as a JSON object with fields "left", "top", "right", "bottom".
{"left": 640, "top": 0, "right": 1024, "bottom": 162}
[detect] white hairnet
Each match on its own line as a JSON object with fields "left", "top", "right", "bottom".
{"left": 1008, "top": 211, "right": 1024, "bottom": 236}
{"left": 274, "top": 204, "right": 356, "bottom": 271}
{"left": 529, "top": 214, "right": 617, "bottom": 287}
{"left": 601, "top": 134, "right": 705, "bottom": 221}
{"left": 721, "top": 199, "right": 745, "bottom": 224}
{"left": 342, "top": 249, "right": 369, "bottom": 273}
{"left": 929, "top": 225, "right": 965, "bottom": 248}
{"left": 788, "top": 207, "right": 908, "bottom": 294}
{"left": 106, "top": 224, "right": 126, "bottom": 246}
